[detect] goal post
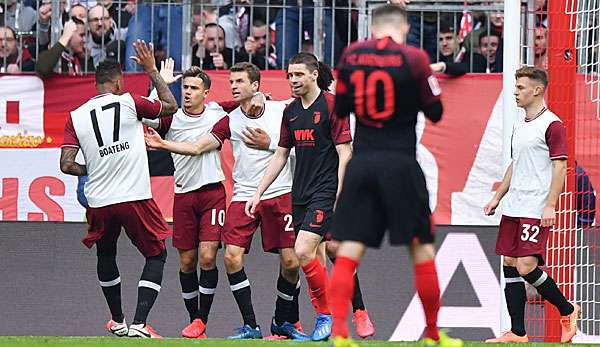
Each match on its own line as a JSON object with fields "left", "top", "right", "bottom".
{"left": 503, "top": 0, "right": 599, "bottom": 342}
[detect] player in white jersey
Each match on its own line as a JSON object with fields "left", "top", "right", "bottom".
{"left": 484, "top": 67, "right": 580, "bottom": 343}
{"left": 145, "top": 62, "right": 307, "bottom": 340}
{"left": 143, "top": 60, "right": 265, "bottom": 338}
{"left": 59, "top": 40, "right": 178, "bottom": 338}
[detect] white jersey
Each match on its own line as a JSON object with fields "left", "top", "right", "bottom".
{"left": 64, "top": 92, "right": 163, "bottom": 208}
{"left": 150, "top": 103, "right": 227, "bottom": 194}
{"left": 216, "top": 101, "right": 293, "bottom": 201}
{"left": 502, "top": 109, "right": 568, "bottom": 219}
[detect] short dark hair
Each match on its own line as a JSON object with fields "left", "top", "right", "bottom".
{"left": 372, "top": 4, "right": 407, "bottom": 26}
{"left": 252, "top": 18, "right": 266, "bottom": 28}
{"left": 439, "top": 21, "right": 454, "bottom": 35}
{"left": 515, "top": 66, "right": 548, "bottom": 88}
{"left": 182, "top": 66, "right": 212, "bottom": 89}
{"left": 288, "top": 52, "right": 333, "bottom": 91}
{"left": 478, "top": 31, "right": 501, "bottom": 46}
{"left": 204, "top": 23, "right": 226, "bottom": 42}
{"left": 95, "top": 60, "right": 122, "bottom": 84}
{"left": 230, "top": 62, "right": 261, "bottom": 84}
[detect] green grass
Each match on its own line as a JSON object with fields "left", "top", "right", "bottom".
{"left": 0, "top": 337, "right": 580, "bottom": 347}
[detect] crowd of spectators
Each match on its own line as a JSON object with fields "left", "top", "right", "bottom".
{"left": 0, "top": 0, "right": 549, "bottom": 76}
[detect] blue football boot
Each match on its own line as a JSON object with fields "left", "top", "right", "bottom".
{"left": 311, "top": 313, "right": 333, "bottom": 341}
{"left": 227, "top": 324, "right": 263, "bottom": 339}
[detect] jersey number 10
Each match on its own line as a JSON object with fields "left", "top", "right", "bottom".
{"left": 349, "top": 70, "right": 395, "bottom": 121}
{"left": 90, "top": 102, "right": 121, "bottom": 147}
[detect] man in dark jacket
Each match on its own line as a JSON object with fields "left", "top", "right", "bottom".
{"left": 35, "top": 18, "right": 94, "bottom": 77}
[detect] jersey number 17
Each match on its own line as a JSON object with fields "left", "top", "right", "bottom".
{"left": 90, "top": 102, "right": 121, "bottom": 147}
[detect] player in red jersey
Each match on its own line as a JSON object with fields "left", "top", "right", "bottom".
{"left": 245, "top": 53, "right": 353, "bottom": 341}
{"left": 327, "top": 5, "right": 462, "bottom": 347}
{"left": 59, "top": 40, "right": 177, "bottom": 338}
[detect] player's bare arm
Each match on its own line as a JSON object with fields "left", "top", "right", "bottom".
{"left": 144, "top": 127, "right": 220, "bottom": 156}
{"left": 335, "top": 142, "right": 353, "bottom": 200}
{"left": 484, "top": 163, "right": 513, "bottom": 215}
{"left": 130, "top": 40, "right": 178, "bottom": 117}
{"left": 541, "top": 159, "right": 567, "bottom": 227}
{"left": 59, "top": 147, "right": 87, "bottom": 176}
{"left": 245, "top": 146, "right": 290, "bottom": 218}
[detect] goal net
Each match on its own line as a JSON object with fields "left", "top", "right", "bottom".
{"left": 522, "top": 0, "right": 600, "bottom": 342}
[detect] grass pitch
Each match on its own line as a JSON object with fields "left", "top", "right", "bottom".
{"left": 0, "top": 337, "right": 579, "bottom": 347}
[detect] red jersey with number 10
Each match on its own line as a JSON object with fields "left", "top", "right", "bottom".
{"left": 334, "top": 37, "right": 442, "bottom": 156}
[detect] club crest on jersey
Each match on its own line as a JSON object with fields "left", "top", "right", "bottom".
{"left": 313, "top": 112, "right": 321, "bottom": 124}
{"left": 314, "top": 209, "right": 325, "bottom": 224}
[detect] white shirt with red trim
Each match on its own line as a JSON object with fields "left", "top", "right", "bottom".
{"left": 503, "top": 109, "right": 568, "bottom": 219}
{"left": 63, "top": 92, "right": 162, "bottom": 208}
{"left": 212, "top": 100, "right": 293, "bottom": 201}
{"left": 159, "top": 103, "right": 227, "bottom": 194}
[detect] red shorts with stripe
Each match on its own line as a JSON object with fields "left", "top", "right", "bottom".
{"left": 496, "top": 215, "right": 550, "bottom": 265}
{"left": 83, "top": 199, "right": 171, "bottom": 257}
{"left": 222, "top": 193, "right": 296, "bottom": 253}
{"left": 173, "top": 183, "right": 226, "bottom": 250}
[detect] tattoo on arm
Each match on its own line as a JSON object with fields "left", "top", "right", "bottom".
{"left": 60, "top": 147, "right": 87, "bottom": 176}
{"left": 148, "top": 69, "right": 178, "bottom": 117}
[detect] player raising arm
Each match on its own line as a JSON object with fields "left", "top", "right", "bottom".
{"left": 59, "top": 40, "right": 177, "bottom": 339}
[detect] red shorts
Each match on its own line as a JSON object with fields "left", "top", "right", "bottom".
{"left": 83, "top": 199, "right": 171, "bottom": 257}
{"left": 222, "top": 193, "right": 296, "bottom": 253}
{"left": 173, "top": 183, "right": 226, "bottom": 250}
{"left": 496, "top": 215, "right": 550, "bottom": 265}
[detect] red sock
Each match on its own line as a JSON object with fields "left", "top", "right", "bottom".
{"left": 415, "top": 259, "right": 440, "bottom": 341}
{"left": 329, "top": 256, "right": 358, "bottom": 338}
{"left": 307, "top": 284, "right": 319, "bottom": 312}
{"left": 302, "top": 257, "right": 331, "bottom": 314}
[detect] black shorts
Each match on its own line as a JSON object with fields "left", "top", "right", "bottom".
{"left": 332, "top": 154, "right": 434, "bottom": 248}
{"left": 293, "top": 198, "right": 334, "bottom": 239}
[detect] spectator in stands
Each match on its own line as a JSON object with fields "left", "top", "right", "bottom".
{"left": 35, "top": 18, "right": 93, "bottom": 77}
{"left": 124, "top": 1, "right": 182, "bottom": 72}
{"left": 37, "top": 2, "right": 86, "bottom": 51}
{"left": 87, "top": 5, "right": 126, "bottom": 67}
{"left": 0, "top": 26, "right": 34, "bottom": 72}
{"left": 238, "top": 19, "right": 277, "bottom": 70}
{"left": 463, "top": 9, "right": 504, "bottom": 55}
{"left": 274, "top": 0, "right": 338, "bottom": 67}
{"left": 3, "top": 0, "right": 36, "bottom": 32}
{"left": 99, "top": 0, "right": 134, "bottom": 29}
{"left": 476, "top": 31, "right": 501, "bottom": 72}
{"left": 216, "top": 0, "right": 250, "bottom": 50}
{"left": 430, "top": 22, "right": 467, "bottom": 76}
{"left": 192, "top": 23, "right": 242, "bottom": 70}
{"left": 389, "top": 0, "right": 451, "bottom": 62}
{"left": 534, "top": 25, "right": 548, "bottom": 68}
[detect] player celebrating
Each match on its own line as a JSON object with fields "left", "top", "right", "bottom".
{"left": 145, "top": 62, "right": 308, "bottom": 340}
{"left": 245, "top": 53, "right": 353, "bottom": 341}
{"left": 59, "top": 40, "right": 178, "bottom": 338}
{"left": 327, "top": 5, "right": 462, "bottom": 347}
{"left": 143, "top": 60, "right": 262, "bottom": 339}
{"left": 484, "top": 67, "right": 580, "bottom": 343}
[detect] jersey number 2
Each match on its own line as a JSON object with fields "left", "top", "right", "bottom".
{"left": 349, "top": 70, "right": 395, "bottom": 120}
{"left": 90, "top": 102, "right": 121, "bottom": 147}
